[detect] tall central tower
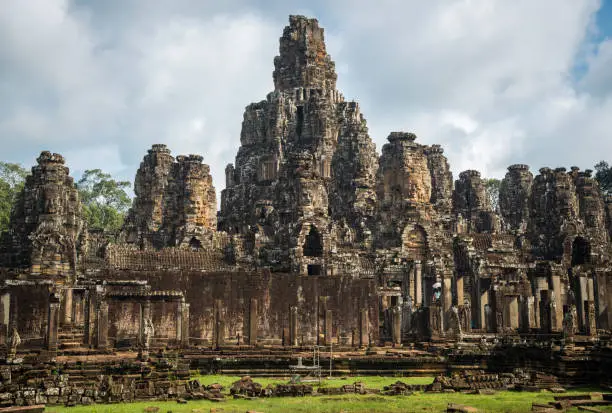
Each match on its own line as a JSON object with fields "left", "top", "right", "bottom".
{"left": 220, "top": 16, "right": 378, "bottom": 274}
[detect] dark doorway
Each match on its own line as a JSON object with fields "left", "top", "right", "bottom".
{"left": 189, "top": 237, "right": 202, "bottom": 251}
{"left": 571, "top": 237, "right": 591, "bottom": 266}
{"left": 308, "top": 264, "right": 322, "bottom": 276}
{"left": 303, "top": 226, "right": 323, "bottom": 257}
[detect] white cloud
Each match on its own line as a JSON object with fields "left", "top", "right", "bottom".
{"left": 0, "top": 0, "right": 611, "bottom": 199}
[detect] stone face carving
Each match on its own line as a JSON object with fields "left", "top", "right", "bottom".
{"left": 500, "top": 164, "right": 533, "bottom": 233}
{"left": 122, "top": 146, "right": 217, "bottom": 249}
{"left": 4, "top": 151, "right": 86, "bottom": 275}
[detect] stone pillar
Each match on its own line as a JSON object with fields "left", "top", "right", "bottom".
{"left": 359, "top": 308, "right": 369, "bottom": 347}
{"left": 289, "top": 306, "right": 298, "bottom": 346}
{"left": 62, "top": 288, "right": 73, "bottom": 326}
{"left": 480, "top": 289, "right": 489, "bottom": 330}
{"left": 181, "top": 303, "right": 190, "bottom": 348}
{"left": 248, "top": 298, "right": 258, "bottom": 346}
{"left": 324, "top": 309, "right": 333, "bottom": 346}
{"left": 97, "top": 301, "right": 109, "bottom": 350}
{"left": 456, "top": 276, "right": 464, "bottom": 307}
{"left": 507, "top": 296, "right": 519, "bottom": 330}
{"left": 521, "top": 296, "right": 537, "bottom": 331}
{"left": 442, "top": 276, "right": 452, "bottom": 330}
{"left": 83, "top": 290, "right": 94, "bottom": 345}
{"left": 392, "top": 306, "right": 402, "bottom": 345}
{"left": 139, "top": 300, "right": 152, "bottom": 347}
{"left": 0, "top": 293, "right": 10, "bottom": 346}
{"left": 46, "top": 293, "right": 61, "bottom": 352}
{"left": 415, "top": 261, "right": 423, "bottom": 306}
{"left": 214, "top": 299, "right": 224, "bottom": 348}
{"left": 551, "top": 275, "right": 563, "bottom": 331}
{"left": 175, "top": 298, "right": 184, "bottom": 343}
{"left": 596, "top": 271, "right": 607, "bottom": 329}
{"left": 579, "top": 276, "right": 588, "bottom": 330}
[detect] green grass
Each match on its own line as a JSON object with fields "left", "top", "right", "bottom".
{"left": 46, "top": 389, "right": 604, "bottom": 413}
{"left": 190, "top": 374, "right": 434, "bottom": 389}
{"left": 44, "top": 375, "right": 608, "bottom": 413}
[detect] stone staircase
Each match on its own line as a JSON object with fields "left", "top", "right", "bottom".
{"left": 58, "top": 325, "right": 86, "bottom": 350}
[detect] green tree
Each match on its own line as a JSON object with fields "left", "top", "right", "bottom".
{"left": 594, "top": 161, "right": 612, "bottom": 195}
{"left": 0, "top": 162, "right": 28, "bottom": 233}
{"left": 484, "top": 178, "right": 501, "bottom": 213}
{"left": 76, "top": 169, "right": 132, "bottom": 232}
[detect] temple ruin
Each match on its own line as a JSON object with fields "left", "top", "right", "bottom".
{"left": 1, "top": 16, "right": 612, "bottom": 389}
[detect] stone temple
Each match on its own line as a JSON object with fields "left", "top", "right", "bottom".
{"left": 1, "top": 15, "right": 612, "bottom": 370}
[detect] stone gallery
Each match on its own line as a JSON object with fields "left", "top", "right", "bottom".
{"left": 0, "top": 16, "right": 611, "bottom": 400}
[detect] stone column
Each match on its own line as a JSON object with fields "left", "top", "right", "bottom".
{"left": 551, "top": 275, "right": 563, "bottom": 331}
{"left": 62, "top": 288, "right": 73, "bottom": 326}
{"left": 392, "top": 306, "right": 402, "bottom": 345}
{"left": 181, "top": 303, "right": 190, "bottom": 348}
{"left": 214, "top": 299, "right": 224, "bottom": 348}
{"left": 46, "top": 293, "right": 61, "bottom": 352}
{"left": 289, "top": 306, "right": 298, "bottom": 347}
{"left": 443, "top": 277, "right": 453, "bottom": 329}
{"left": 359, "top": 308, "right": 369, "bottom": 347}
{"left": 324, "top": 309, "right": 333, "bottom": 346}
{"left": 456, "top": 276, "right": 464, "bottom": 308}
{"left": 96, "top": 301, "right": 109, "bottom": 350}
{"left": 83, "top": 289, "right": 96, "bottom": 345}
{"left": 579, "top": 276, "right": 588, "bottom": 330}
{"left": 139, "top": 300, "right": 152, "bottom": 348}
{"left": 248, "top": 298, "right": 258, "bottom": 346}
{"left": 521, "top": 296, "right": 537, "bottom": 331}
{"left": 507, "top": 296, "right": 519, "bottom": 330}
{"left": 596, "top": 271, "right": 607, "bottom": 329}
{"left": 480, "top": 289, "right": 489, "bottom": 330}
{"left": 175, "top": 298, "right": 184, "bottom": 343}
{"left": 0, "top": 293, "right": 10, "bottom": 346}
{"left": 415, "top": 261, "right": 423, "bottom": 306}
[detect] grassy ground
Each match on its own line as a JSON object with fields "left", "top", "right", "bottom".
{"left": 190, "top": 374, "right": 435, "bottom": 389}
{"left": 44, "top": 375, "right": 607, "bottom": 413}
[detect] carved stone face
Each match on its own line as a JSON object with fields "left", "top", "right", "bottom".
{"left": 43, "top": 185, "right": 61, "bottom": 214}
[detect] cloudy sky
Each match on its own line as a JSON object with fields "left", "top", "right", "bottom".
{"left": 1, "top": 0, "right": 612, "bottom": 198}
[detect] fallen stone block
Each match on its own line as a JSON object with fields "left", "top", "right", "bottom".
{"left": 447, "top": 403, "right": 478, "bottom": 413}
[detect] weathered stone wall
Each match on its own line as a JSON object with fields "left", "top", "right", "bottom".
{"left": 101, "top": 270, "right": 379, "bottom": 345}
